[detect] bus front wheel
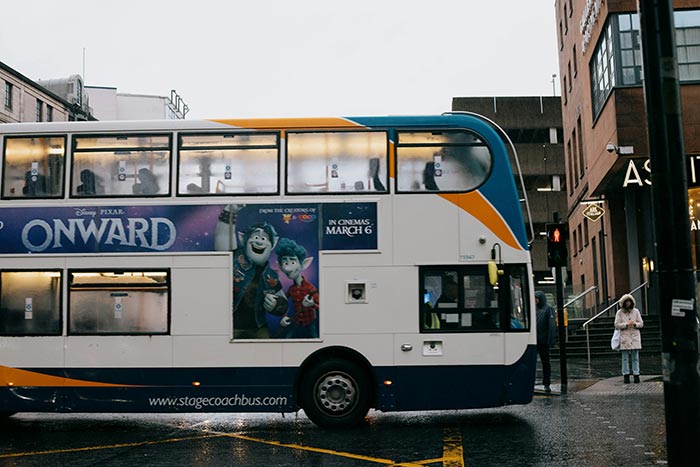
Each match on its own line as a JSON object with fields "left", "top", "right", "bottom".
{"left": 300, "top": 359, "right": 370, "bottom": 428}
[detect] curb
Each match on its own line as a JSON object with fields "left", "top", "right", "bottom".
{"left": 535, "top": 376, "right": 664, "bottom": 396}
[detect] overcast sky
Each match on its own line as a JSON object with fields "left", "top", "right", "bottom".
{"left": 1, "top": 1, "right": 560, "bottom": 119}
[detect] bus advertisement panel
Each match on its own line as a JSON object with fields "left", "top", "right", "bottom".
{"left": 0, "top": 202, "right": 377, "bottom": 254}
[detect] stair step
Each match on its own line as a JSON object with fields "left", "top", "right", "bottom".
{"left": 551, "top": 314, "right": 661, "bottom": 358}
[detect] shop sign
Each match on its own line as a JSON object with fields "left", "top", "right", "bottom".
{"left": 582, "top": 203, "right": 605, "bottom": 222}
{"left": 622, "top": 156, "right": 700, "bottom": 188}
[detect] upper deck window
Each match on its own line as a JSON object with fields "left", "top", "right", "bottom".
{"left": 71, "top": 134, "right": 171, "bottom": 198}
{"left": 286, "top": 131, "right": 388, "bottom": 194}
{"left": 178, "top": 132, "right": 279, "bottom": 195}
{"left": 2, "top": 136, "right": 66, "bottom": 199}
{"left": 396, "top": 130, "right": 492, "bottom": 193}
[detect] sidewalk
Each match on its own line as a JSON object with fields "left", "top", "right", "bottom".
{"left": 535, "top": 354, "right": 664, "bottom": 396}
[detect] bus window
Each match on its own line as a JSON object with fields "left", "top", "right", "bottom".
{"left": 509, "top": 266, "right": 529, "bottom": 329}
{"left": 2, "top": 136, "right": 65, "bottom": 199}
{"left": 178, "top": 132, "right": 279, "bottom": 195}
{"left": 0, "top": 271, "right": 62, "bottom": 336}
{"left": 68, "top": 270, "right": 169, "bottom": 335}
{"left": 286, "top": 131, "right": 388, "bottom": 194}
{"left": 71, "top": 134, "right": 171, "bottom": 197}
{"left": 420, "top": 266, "right": 508, "bottom": 332}
{"left": 396, "top": 130, "right": 492, "bottom": 193}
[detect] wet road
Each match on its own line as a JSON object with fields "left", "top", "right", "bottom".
{"left": 0, "top": 382, "right": 666, "bottom": 466}
{"left": 0, "top": 355, "right": 667, "bottom": 466}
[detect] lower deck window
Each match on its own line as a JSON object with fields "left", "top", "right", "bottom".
{"left": 68, "top": 270, "right": 169, "bottom": 335}
{"left": 420, "top": 264, "right": 529, "bottom": 332}
{"left": 0, "top": 271, "right": 62, "bottom": 336}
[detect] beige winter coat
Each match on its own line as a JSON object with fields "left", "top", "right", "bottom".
{"left": 614, "top": 293, "right": 644, "bottom": 350}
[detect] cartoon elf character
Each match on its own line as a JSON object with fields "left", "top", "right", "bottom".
{"left": 275, "top": 238, "right": 319, "bottom": 339}
{"left": 215, "top": 204, "right": 289, "bottom": 339}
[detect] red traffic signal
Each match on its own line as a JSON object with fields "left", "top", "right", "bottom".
{"left": 546, "top": 223, "right": 568, "bottom": 267}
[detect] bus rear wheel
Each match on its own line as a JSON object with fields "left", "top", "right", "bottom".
{"left": 300, "top": 359, "right": 370, "bottom": 428}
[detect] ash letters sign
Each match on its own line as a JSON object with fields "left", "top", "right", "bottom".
{"left": 622, "top": 156, "right": 700, "bottom": 188}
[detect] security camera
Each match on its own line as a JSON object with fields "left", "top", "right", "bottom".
{"left": 606, "top": 142, "right": 617, "bottom": 153}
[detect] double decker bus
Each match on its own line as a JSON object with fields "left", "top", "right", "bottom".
{"left": 0, "top": 113, "right": 535, "bottom": 427}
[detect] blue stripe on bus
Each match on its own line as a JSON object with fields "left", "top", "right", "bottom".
{"left": 0, "top": 346, "right": 536, "bottom": 415}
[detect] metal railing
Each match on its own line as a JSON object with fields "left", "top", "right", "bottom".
{"left": 582, "top": 282, "right": 649, "bottom": 365}
{"left": 563, "top": 286, "right": 598, "bottom": 308}
{"left": 563, "top": 286, "right": 599, "bottom": 320}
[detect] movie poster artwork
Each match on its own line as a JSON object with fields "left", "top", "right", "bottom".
{"left": 0, "top": 202, "right": 378, "bottom": 340}
{"left": 214, "top": 203, "right": 321, "bottom": 340}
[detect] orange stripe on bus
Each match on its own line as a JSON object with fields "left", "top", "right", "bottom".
{"left": 211, "top": 117, "right": 363, "bottom": 130}
{"left": 0, "top": 366, "right": 134, "bottom": 388}
{"left": 440, "top": 192, "right": 523, "bottom": 251}
{"left": 389, "top": 140, "right": 395, "bottom": 178}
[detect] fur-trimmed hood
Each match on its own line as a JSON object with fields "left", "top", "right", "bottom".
{"left": 619, "top": 293, "right": 636, "bottom": 309}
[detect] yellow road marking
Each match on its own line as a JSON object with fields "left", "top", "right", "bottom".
{"left": 218, "top": 432, "right": 423, "bottom": 466}
{"left": 442, "top": 428, "right": 465, "bottom": 467}
{"left": 0, "top": 433, "right": 226, "bottom": 459}
{"left": 1, "top": 425, "right": 464, "bottom": 467}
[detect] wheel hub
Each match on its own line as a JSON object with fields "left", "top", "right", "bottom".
{"left": 317, "top": 373, "right": 356, "bottom": 413}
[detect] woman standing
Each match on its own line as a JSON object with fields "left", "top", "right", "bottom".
{"left": 614, "top": 294, "right": 644, "bottom": 383}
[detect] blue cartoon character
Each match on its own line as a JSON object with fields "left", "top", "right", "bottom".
{"left": 215, "top": 204, "right": 289, "bottom": 339}
{"left": 275, "top": 238, "right": 319, "bottom": 339}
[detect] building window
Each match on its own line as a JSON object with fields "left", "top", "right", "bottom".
{"left": 578, "top": 224, "right": 583, "bottom": 252}
{"left": 676, "top": 10, "right": 700, "bottom": 81}
{"left": 590, "top": 10, "right": 700, "bottom": 118}
{"left": 46, "top": 105, "right": 53, "bottom": 122}
{"left": 567, "top": 139, "right": 575, "bottom": 193}
{"left": 618, "top": 14, "right": 643, "bottom": 85}
{"left": 563, "top": 76, "right": 568, "bottom": 104}
{"left": 577, "top": 117, "right": 585, "bottom": 179}
{"left": 4, "top": 82, "right": 13, "bottom": 110}
{"left": 36, "top": 99, "right": 43, "bottom": 122}
{"left": 559, "top": 21, "right": 564, "bottom": 50}
{"left": 573, "top": 229, "right": 579, "bottom": 256}
{"left": 572, "top": 128, "right": 579, "bottom": 183}
{"left": 584, "top": 218, "right": 589, "bottom": 246}
{"left": 573, "top": 45, "right": 578, "bottom": 77}
{"left": 564, "top": 4, "right": 569, "bottom": 34}
{"left": 590, "top": 21, "right": 615, "bottom": 117}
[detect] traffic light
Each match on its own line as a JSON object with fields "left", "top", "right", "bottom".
{"left": 546, "top": 223, "right": 568, "bottom": 267}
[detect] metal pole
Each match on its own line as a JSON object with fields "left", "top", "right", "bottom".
{"left": 637, "top": 1, "right": 700, "bottom": 464}
{"left": 553, "top": 212, "right": 568, "bottom": 393}
{"left": 600, "top": 213, "right": 609, "bottom": 308}
{"left": 555, "top": 265, "right": 567, "bottom": 394}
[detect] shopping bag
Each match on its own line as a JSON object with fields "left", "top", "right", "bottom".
{"left": 611, "top": 329, "right": 621, "bottom": 351}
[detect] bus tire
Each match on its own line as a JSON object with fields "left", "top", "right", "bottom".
{"left": 300, "top": 358, "right": 370, "bottom": 428}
